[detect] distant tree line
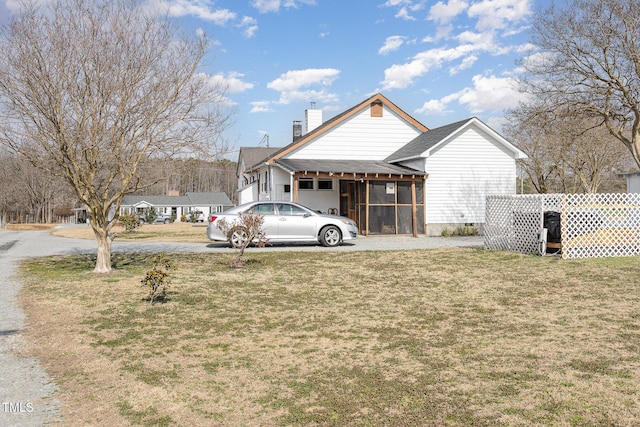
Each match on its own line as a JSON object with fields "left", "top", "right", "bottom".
{"left": 0, "top": 150, "right": 237, "bottom": 225}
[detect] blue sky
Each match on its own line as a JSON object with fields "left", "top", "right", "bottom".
{"left": 2, "top": 0, "right": 541, "bottom": 154}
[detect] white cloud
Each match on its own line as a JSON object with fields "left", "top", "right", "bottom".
{"left": 382, "top": 0, "right": 427, "bottom": 20}
{"left": 449, "top": 55, "right": 478, "bottom": 75}
{"left": 429, "top": 0, "right": 469, "bottom": 24}
{"left": 380, "top": 44, "right": 476, "bottom": 90}
{"left": 146, "top": 0, "right": 237, "bottom": 25}
{"left": 266, "top": 68, "right": 340, "bottom": 106}
{"left": 250, "top": 101, "right": 273, "bottom": 113}
{"left": 251, "top": 0, "right": 280, "bottom": 13}
{"left": 468, "top": 0, "right": 532, "bottom": 32}
{"left": 415, "top": 74, "right": 522, "bottom": 119}
{"left": 277, "top": 90, "right": 339, "bottom": 105}
{"left": 455, "top": 30, "right": 495, "bottom": 50}
{"left": 267, "top": 68, "right": 340, "bottom": 92}
{"left": 415, "top": 91, "right": 460, "bottom": 115}
{"left": 378, "top": 36, "right": 406, "bottom": 55}
{"left": 239, "top": 16, "right": 259, "bottom": 38}
{"left": 382, "top": 0, "right": 414, "bottom": 7}
{"left": 452, "top": 74, "right": 521, "bottom": 113}
{"left": 208, "top": 72, "right": 254, "bottom": 94}
{"left": 251, "top": 0, "right": 316, "bottom": 13}
{"left": 395, "top": 7, "right": 417, "bottom": 20}
{"left": 415, "top": 99, "right": 451, "bottom": 115}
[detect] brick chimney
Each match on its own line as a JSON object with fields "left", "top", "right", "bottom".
{"left": 292, "top": 120, "right": 302, "bottom": 142}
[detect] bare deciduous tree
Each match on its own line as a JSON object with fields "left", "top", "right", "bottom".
{"left": 0, "top": 0, "right": 230, "bottom": 273}
{"left": 506, "top": 103, "right": 633, "bottom": 193}
{"left": 521, "top": 0, "right": 640, "bottom": 169}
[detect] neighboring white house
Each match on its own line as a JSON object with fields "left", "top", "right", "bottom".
{"left": 119, "top": 191, "right": 233, "bottom": 222}
{"left": 237, "top": 147, "right": 282, "bottom": 205}
{"left": 237, "top": 93, "right": 526, "bottom": 236}
{"left": 621, "top": 171, "right": 640, "bottom": 193}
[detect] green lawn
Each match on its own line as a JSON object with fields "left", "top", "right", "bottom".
{"left": 20, "top": 248, "right": 640, "bottom": 426}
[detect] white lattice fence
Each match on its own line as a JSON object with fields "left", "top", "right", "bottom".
{"left": 485, "top": 193, "right": 640, "bottom": 259}
{"left": 562, "top": 193, "right": 640, "bottom": 259}
{"left": 485, "top": 194, "right": 561, "bottom": 255}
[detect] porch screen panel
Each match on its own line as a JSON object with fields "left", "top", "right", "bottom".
{"left": 397, "top": 182, "right": 412, "bottom": 204}
{"left": 369, "top": 206, "right": 396, "bottom": 234}
{"left": 369, "top": 181, "right": 395, "bottom": 204}
{"left": 397, "top": 206, "right": 413, "bottom": 234}
{"left": 416, "top": 206, "right": 425, "bottom": 234}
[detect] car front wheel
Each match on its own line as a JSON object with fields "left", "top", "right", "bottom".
{"left": 319, "top": 225, "right": 341, "bottom": 247}
{"left": 164, "top": 218, "right": 170, "bottom": 224}
{"left": 228, "top": 226, "right": 249, "bottom": 249}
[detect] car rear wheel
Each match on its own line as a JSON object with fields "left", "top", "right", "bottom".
{"left": 319, "top": 225, "right": 341, "bottom": 247}
{"left": 228, "top": 226, "right": 249, "bottom": 249}
{"left": 164, "top": 218, "right": 170, "bottom": 224}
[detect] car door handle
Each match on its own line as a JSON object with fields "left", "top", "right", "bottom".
{"left": 279, "top": 218, "right": 286, "bottom": 221}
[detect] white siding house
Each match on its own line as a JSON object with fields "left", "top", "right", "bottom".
{"left": 120, "top": 192, "right": 233, "bottom": 222}
{"left": 236, "top": 94, "right": 526, "bottom": 236}
{"left": 387, "top": 117, "right": 525, "bottom": 235}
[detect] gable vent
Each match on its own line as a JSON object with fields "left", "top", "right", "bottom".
{"left": 371, "top": 100, "right": 383, "bottom": 117}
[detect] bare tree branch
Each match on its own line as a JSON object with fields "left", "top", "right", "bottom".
{"left": 520, "top": 0, "right": 640, "bottom": 168}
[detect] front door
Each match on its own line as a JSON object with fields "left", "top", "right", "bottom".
{"left": 340, "top": 180, "right": 357, "bottom": 222}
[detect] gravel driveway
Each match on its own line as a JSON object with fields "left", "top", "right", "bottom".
{"left": 0, "top": 227, "right": 483, "bottom": 426}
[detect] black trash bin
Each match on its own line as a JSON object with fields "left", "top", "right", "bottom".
{"left": 544, "top": 211, "right": 561, "bottom": 244}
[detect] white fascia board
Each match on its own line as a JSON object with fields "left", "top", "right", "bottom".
{"left": 269, "top": 161, "right": 295, "bottom": 174}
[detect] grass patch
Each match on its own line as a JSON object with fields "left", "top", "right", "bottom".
{"left": 51, "top": 222, "right": 210, "bottom": 243}
{"left": 19, "top": 249, "right": 640, "bottom": 426}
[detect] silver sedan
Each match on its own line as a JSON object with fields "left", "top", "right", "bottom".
{"left": 207, "top": 201, "right": 358, "bottom": 248}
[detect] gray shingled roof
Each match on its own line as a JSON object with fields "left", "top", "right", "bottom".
{"left": 239, "top": 146, "right": 283, "bottom": 170}
{"left": 274, "top": 159, "right": 425, "bottom": 176}
{"left": 385, "top": 117, "right": 475, "bottom": 162}
{"left": 185, "top": 192, "right": 233, "bottom": 205}
{"left": 122, "top": 195, "right": 192, "bottom": 206}
{"left": 122, "top": 192, "right": 232, "bottom": 207}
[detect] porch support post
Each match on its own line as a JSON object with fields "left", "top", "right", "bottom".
{"left": 293, "top": 175, "right": 299, "bottom": 203}
{"left": 411, "top": 179, "right": 418, "bottom": 237}
{"left": 365, "top": 179, "right": 369, "bottom": 236}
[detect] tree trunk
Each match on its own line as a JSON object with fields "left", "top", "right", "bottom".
{"left": 92, "top": 226, "right": 113, "bottom": 274}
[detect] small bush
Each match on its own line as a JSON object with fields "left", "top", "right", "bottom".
{"left": 188, "top": 210, "right": 202, "bottom": 223}
{"left": 217, "top": 213, "right": 268, "bottom": 268}
{"left": 441, "top": 226, "right": 480, "bottom": 237}
{"left": 441, "top": 228, "right": 455, "bottom": 237}
{"left": 119, "top": 213, "right": 141, "bottom": 232}
{"left": 140, "top": 254, "right": 176, "bottom": 305}
{"left": 142, "top": 207, "right": 157, "bottom": 224}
